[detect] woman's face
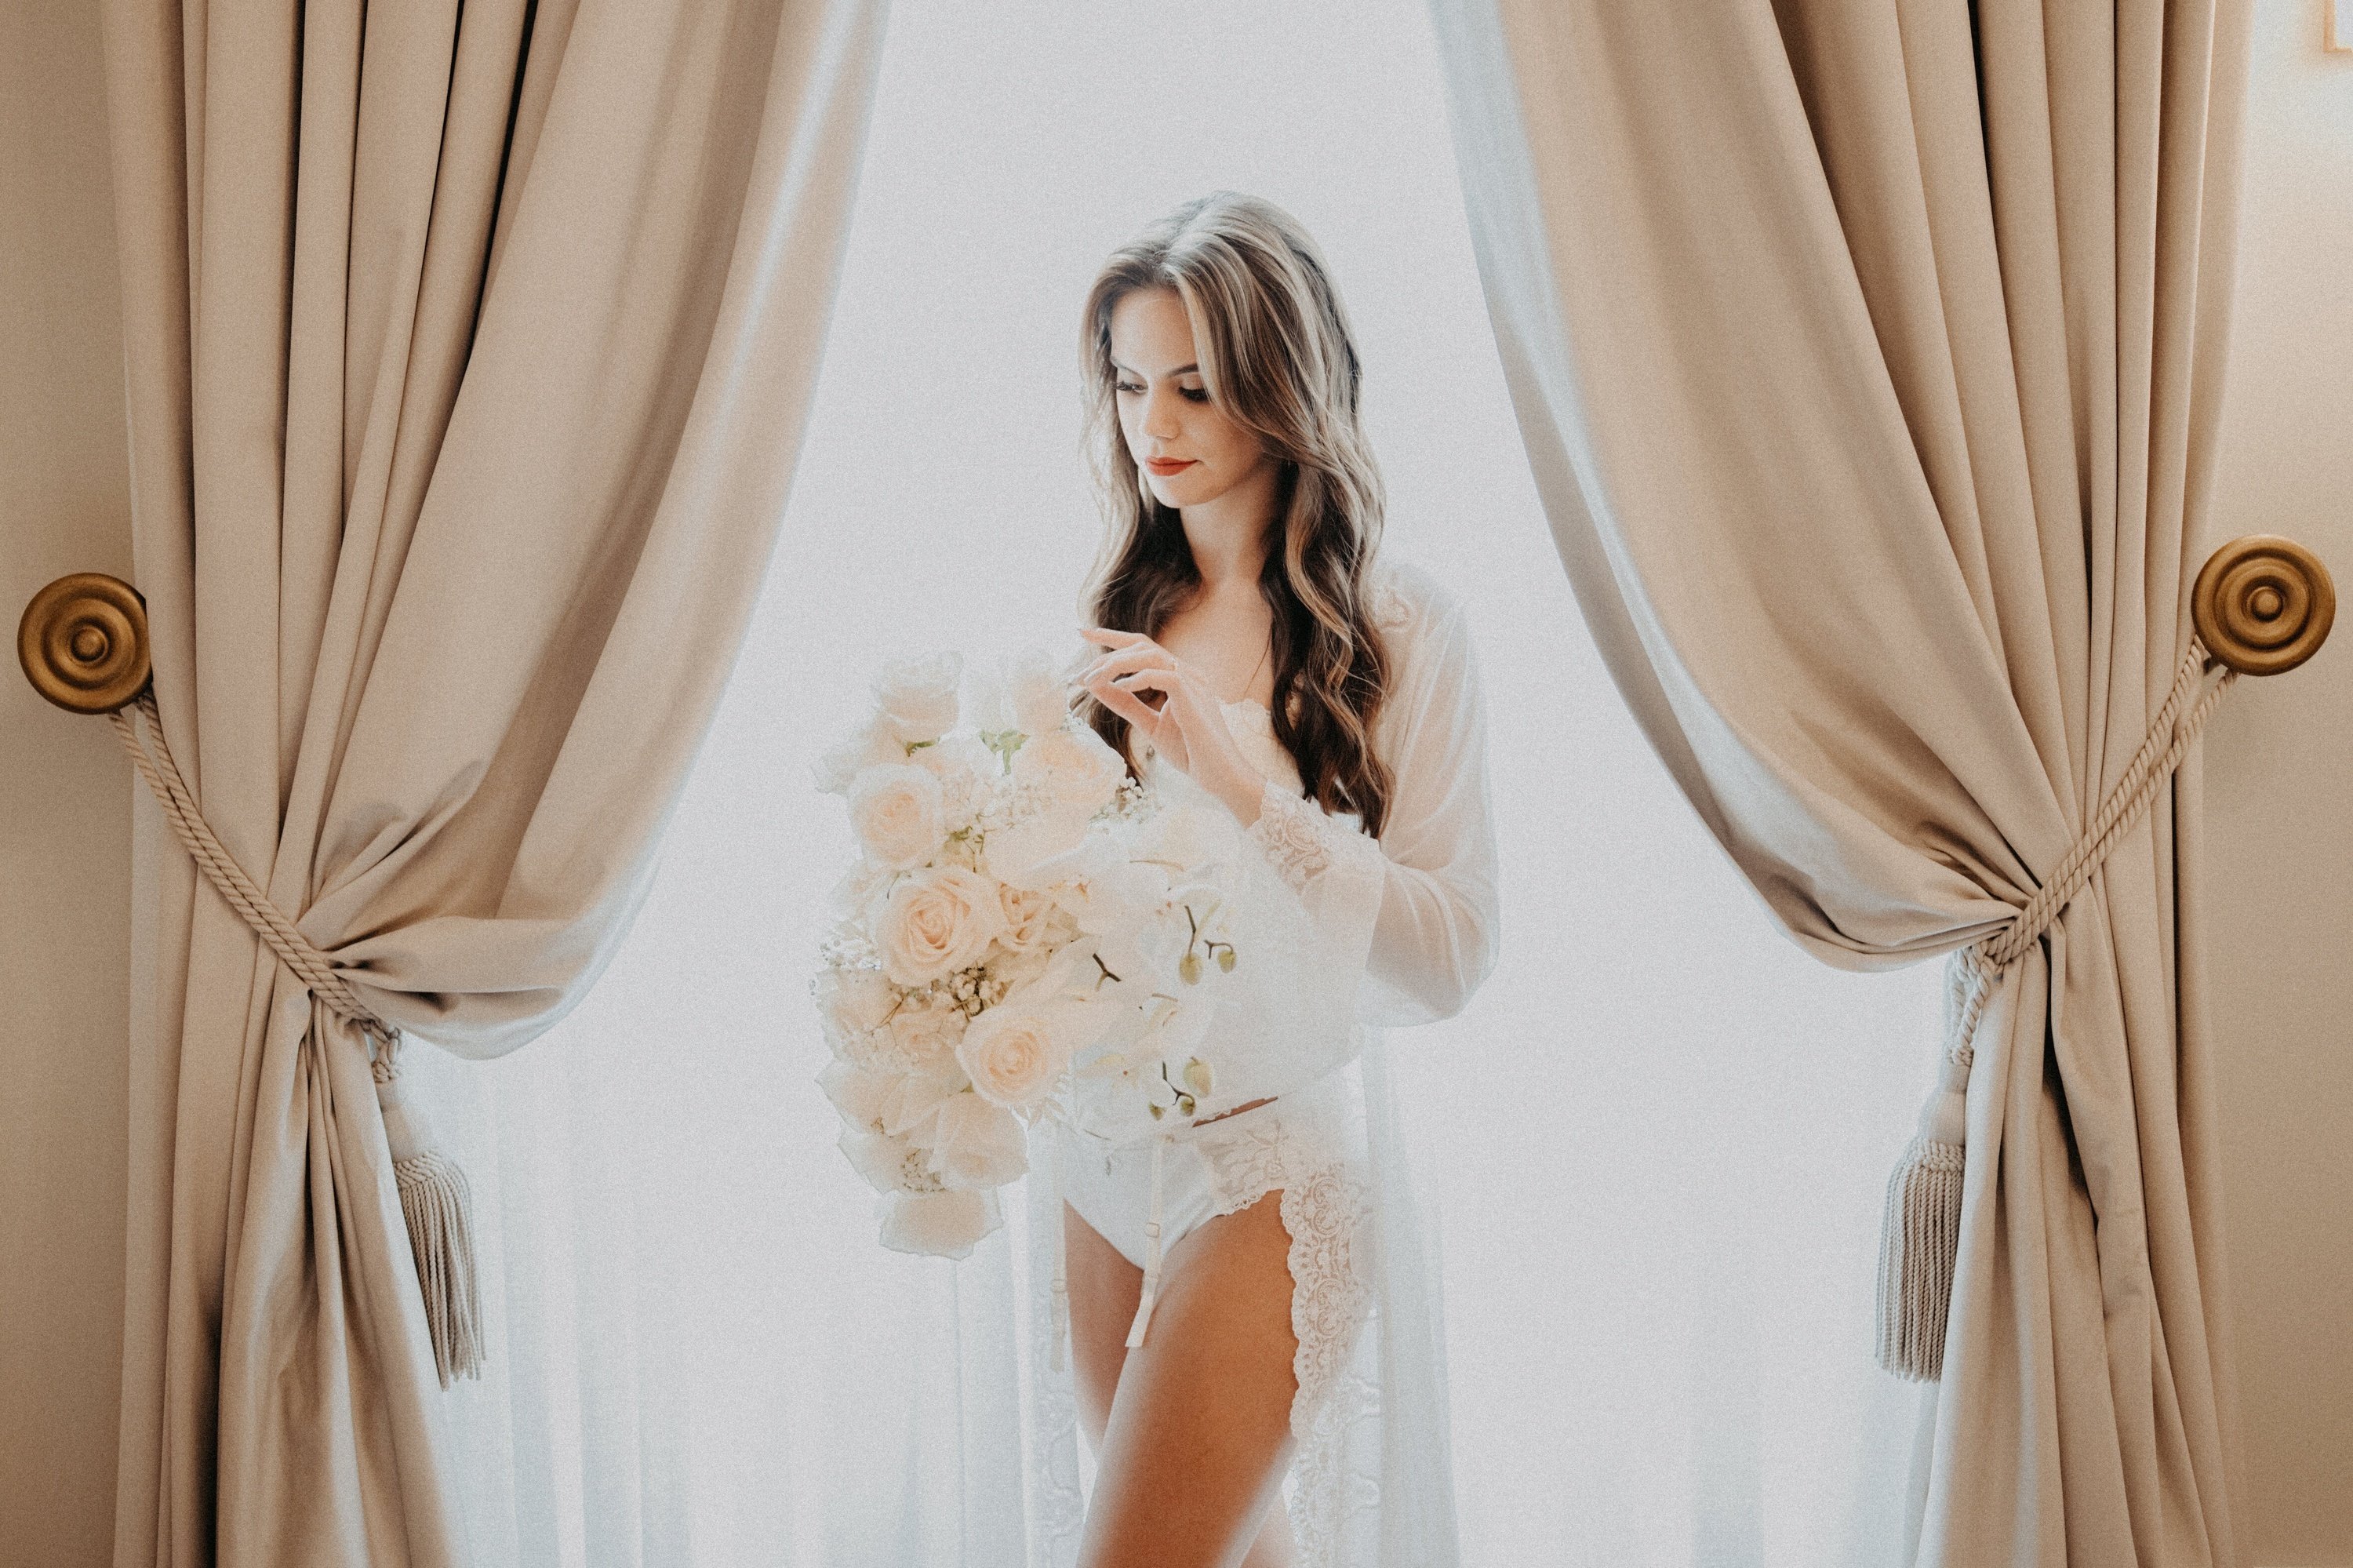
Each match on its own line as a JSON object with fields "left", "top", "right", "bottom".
{"left": 1108, "top": 285, "right": 1272, "bottom": 513}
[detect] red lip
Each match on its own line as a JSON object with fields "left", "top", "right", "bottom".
{"left": 1144, "top": 457, "right": 1195, "bottom": 476}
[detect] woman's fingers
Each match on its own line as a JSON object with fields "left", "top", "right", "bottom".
{"left": 1110, "top": 669, "right": 1209, "bottom": 761}
{"left": 1094, "top": 668, "right": 1210, "bottom": 772}
{"left": 1086, "top": 675, "right": 1168, "bottom": 744}
{"left": 1077, "top": 626, "right": 1155, "bottom": 673}
{"left": 1078, "top": 638, "right": 1176, "bottom": 686}
{"left": 1083, "top": 646, "right": 1171, "bottom": 684}
{"left": 1109, "top": 667, "right": 1188, "bottom": 713}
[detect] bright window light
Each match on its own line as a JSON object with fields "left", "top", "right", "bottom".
{"left": 427, "top": 4, "right": 1943, "bottom": 1563}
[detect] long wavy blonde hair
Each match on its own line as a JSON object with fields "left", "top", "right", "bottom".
{"left": 1077, "top": 191, "right": 1398, "bottom": 837}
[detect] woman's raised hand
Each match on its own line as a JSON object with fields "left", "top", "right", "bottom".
{"left": 1078, "top": 627, "right": 1267, "bottom": 827}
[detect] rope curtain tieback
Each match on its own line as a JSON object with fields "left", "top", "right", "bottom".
{"left": 107, "top": 693, "right": 484, "bottom": 1387}
{"left": 14, "top": 577, "right": 484, "bottom": 1386}
{"left": 1878, "top": 636, "right": 2235, "bottom": 1380}
{"left": 1877, "top": 536, "right": 2333, "bottom": 1382}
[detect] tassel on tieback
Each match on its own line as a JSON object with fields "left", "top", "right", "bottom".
{"left": 1876, "top": 1133, "right": 1965, "bottom": 1381}
{"left": 104, "top": 692, "right": 486, "bottom": 1388}
{"left": 1874, "top": 947, "right": 1988, "bottom": 1383}
{"left": 1872, "top": 638, "right": 2237, "bottom": 1381}
{"left": 374, "top": 1032, "right": 484, "bottom": 1387}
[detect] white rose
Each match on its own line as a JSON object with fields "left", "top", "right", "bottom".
{"left": 873, "top": 651, "right": 963, "bottom": 745}
{"left": 910, "top": 733, "right": 996, "bottom": 826}
{"left": 955, "top": 997, "right": 1085, "bottom": 1111}
{"left": 871, "top": 865, "right": 1005, "bottom": 986}
{"left": 887, "top": 992, "right": 969, "bottom": 1066}
{"left": 813, "top": 719, "right": 908, "bottom": 795}
{"left": 926, "top": 1092, "right": 1031, "bottom": 1189}
{"left": 827, "top": 858, "right": 893, "bottom": 921}
{"left": 879, "top": 1186, "right": 1000, "bottom": 1259}
{"left": 995, "top": 882, "right": 1060, "bottom": 953}
{"left": 1014, "top": 726, "right": 1129, "bottom": 814}
{"left": 1003, "top": 648, "right": 1074, "bottom": 737}
{"left": 987, "top": 942, "right": 1054, "bottom": 999}
{"left": 847, "top": 762, "right": 946, "bottom": 871}
{"left": 813, "top": 966, "right": 898, "bottom": 1053}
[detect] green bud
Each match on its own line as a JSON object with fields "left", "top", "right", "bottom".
{"left": 1176, "top": 1094, "right": 1196, "bottom": 1116}
{"left": 1179, "top": 952, "right": 1202, "bottom": 985}
{"left": 1216, "top": 947, "right": 1236, "bottom": 973}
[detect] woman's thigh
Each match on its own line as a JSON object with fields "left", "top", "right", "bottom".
{"left": 1064, "top": 1199, "right": 1142, "bottom": 1450}
{"left": 1070, "top": 1191, "right": 1300, "bottom": 1568}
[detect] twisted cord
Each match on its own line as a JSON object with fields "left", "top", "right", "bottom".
{"left": 1882, "top": 635, "right": 2238, "bottom": 1381}
{"left": 1948, "top": 638, "right": 2236, "bottom": 1053}
{"left": 108, "top": 692, "right": 395, "bottom": 1049}
{"left": 107, "top": 690, "right": 478, "bottom": 1384}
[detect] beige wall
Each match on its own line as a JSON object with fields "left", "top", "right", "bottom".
{"left": 2206, "top": 5, "right": 2353, "bottom": 1565}
{"left": 0, "top": 2, "right": 133, "bottom": 1566}
{"left": 0, "top": 2, "right": 2343, "bottom": 1565}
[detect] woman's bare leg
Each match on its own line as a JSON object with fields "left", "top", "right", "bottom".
{"left": 1064, "top": 1199, "right": 1143, "bottom": 1454}
{"left": 1064, "top": 1195, "right": 1302, "bottom": 1568}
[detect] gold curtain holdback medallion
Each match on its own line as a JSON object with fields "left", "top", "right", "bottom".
{"left": 17, "top": 571, "right": 151, "bottom": 714}
{"left": 17, "top": 569, "right": 483, "bottom": 1386}
{"left": 2192, "top": 533, "right": 2335, "bottom": 677}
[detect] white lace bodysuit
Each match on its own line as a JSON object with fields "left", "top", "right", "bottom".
{"left": 1020, "top": 556, "right": 1504, "bottom": 1568}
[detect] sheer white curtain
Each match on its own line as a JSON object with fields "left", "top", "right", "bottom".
{"left": 430, "top": 2, "right": 1940, "bottom": 1562}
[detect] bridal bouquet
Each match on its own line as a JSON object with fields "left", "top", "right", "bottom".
{"left": 808, "top": 648, "right": 1252, "bottom": 1259}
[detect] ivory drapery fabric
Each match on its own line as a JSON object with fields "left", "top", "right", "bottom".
{"left": 98, "top": 0, "right": 883, "bottom": 1560}
{"left": 1430, "top": 2, "right": 2251, "bottom": 1563}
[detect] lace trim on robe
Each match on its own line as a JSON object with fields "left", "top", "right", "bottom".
{"left": 1190, "top": 1112, "right": 1378, "bottom": 1568}
{"left": 1248, "top": 778, "right": 1337, "bottom": 892}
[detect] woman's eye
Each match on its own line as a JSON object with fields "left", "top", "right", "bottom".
{"left": 1115, "top": 380, "right": 1143, "bottom": 395}
{"left": 1180, "top": 387, "right": 1209, "bottom": 404}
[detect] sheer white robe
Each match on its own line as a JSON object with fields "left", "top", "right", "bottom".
{"left": 1017, "top": 553, "right": 1503, "bottom": 1567}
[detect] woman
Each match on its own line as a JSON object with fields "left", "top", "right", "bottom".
{"left": 1022, "top": 191, "right": 1502, "bottom": 1568}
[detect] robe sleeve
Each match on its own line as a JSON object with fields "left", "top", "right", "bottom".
{"left": 1243, "top": 572, "right": 1502, "bottom": 1028}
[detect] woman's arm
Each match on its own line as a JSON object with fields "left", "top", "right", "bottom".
{"left": 1243, "top": 577, "right": 1502, "bottom": 1027}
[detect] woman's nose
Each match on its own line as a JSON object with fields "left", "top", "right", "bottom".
{"left": 1140, "top": 384, "right": 1182, "bottom": 440}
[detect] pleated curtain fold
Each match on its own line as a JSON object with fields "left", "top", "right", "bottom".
{"left": 1429, "top": 2, "right": 2250, "bottom": 1562}
{"left": 97, "top": 0, "right": 885, "bottom": 1560}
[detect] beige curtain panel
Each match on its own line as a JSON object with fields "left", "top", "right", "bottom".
{"left": 1431, "top": 2, "right": 2251, "bottom": 1563}
{"left": 96, "top": 0, "right": 883, "bottom": 1561}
